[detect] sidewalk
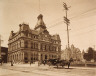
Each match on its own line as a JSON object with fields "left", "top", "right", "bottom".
{"left": 2, "top": 62, "right": 38, "bottom": 67}
{"left": 1, "top": 62, "right": 96, "bottom": 70}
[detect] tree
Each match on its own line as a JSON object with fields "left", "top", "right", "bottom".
{"left": 84, "top": 47, "right": 96, "bottom": 61}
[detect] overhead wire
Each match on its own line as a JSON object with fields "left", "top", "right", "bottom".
{"left": 46, "top": 5, "right": 96, "bottom": 37}
{"left": 71, "top": 28, "right": 96, "bottom": 37}
{"left": 47, "top": 6, "right": 96, "bottom": 29}
{"left": 37, "top": 0, "right": 96, "bottom": 37}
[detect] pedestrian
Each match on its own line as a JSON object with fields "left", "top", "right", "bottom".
{"left": 11, "top": 61, "right": 13, "bottom": 66}
{"left": 30, "top": 61, "right": 31, "bottom": 66}
{"left": 38, "top": 60, "right": 40, "bottom": 66}
{"left": 68, "top": 62, "right": 70, "bottom": 68}
{"left": 44, "top": 60, "right": 45, "bottom": 65}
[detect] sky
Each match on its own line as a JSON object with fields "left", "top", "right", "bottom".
{"left": 0, "top": 0, "right": 96, "bottom": 51}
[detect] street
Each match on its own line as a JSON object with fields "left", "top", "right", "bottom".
{"left": 0, "top": 63, "right": 96, "bottom": 76}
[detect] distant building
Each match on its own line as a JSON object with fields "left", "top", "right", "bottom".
{"left": 81, "top": 50, "right": 85, "bottom": 62}
{"left": 1, "top": 47, "right": 8, "bottom": 63}
{"left": 61, "top": 44, "right": 82, "bottom": 61}
{"left": 8, "top": 14, "right": 61, "bottom": 63}
{"left": 61, "top": 47, "right": 71, "bottom": 60}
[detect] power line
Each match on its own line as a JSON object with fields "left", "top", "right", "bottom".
{"left": 71, "top": 24, "right": 96, "bottom": 33}
{"left": 69, "top": 7, "right": 96, "bottom": 20}
{"left": 70, "top": 28, "right": 96, "bottom": 37}
{"left": 47, "top": 8, "right": 96, "bottom": 29}
{"left": 47, "top": 21, "right": 63, "bottom": 29}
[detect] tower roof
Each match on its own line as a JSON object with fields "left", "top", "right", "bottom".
{"left": 35, "top": 14, "right": 46, "bottom": 30}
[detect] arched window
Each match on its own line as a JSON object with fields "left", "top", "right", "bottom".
{"left": 34, "top": 43, "right": 38, "bottom": 49}
{"left": 34, "top": 43, "right": 35, "bottom": 49}
{"left": 49, "top": 46, "right": 50, "bottom": 51}
{"left": 31, "top": 42, "right": 33, "bottom": 49}
{"left": 45, "top": 45, "right": 47, "bottom": 50}
{"left": 46, "top": 45, "right": 48, "bottom": 51}
{"left": 20, "top": 41, "right": 21, "bottom": 47}
{"left": 54, "top": 47, "right": 56, "bottom": 51}
{"left": 41, "top": 54, "right": 43, "bottom": 61}
{"left": 25, "top": 41, "right": 28, "bottom": 48}
{"left": 52, "top": 46, "right": 54, "bottom": 51}
{"left": 24, "top": 53, "right": 28, "bottom": 57}
{"left": 25, "top": 31, "right": 28, "bottom": 37}
{"left": 41, "top": 44, "right": 43, "bottom": 50}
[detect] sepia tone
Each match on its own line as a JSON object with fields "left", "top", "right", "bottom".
{"left": 8, "top": 14, "right": 61, "bottom": 63}
{"left": 0, "top": 0, "right": 96, "bottom": 76}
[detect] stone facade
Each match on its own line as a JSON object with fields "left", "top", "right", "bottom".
{"left": 61, "top": 44, "right": 82, "bottom": 61}
{"left": 8, "top": 14, "right": 61, "bottom": 63}
{"left": 1, "top": 47, "right": 8, "bottom": 63}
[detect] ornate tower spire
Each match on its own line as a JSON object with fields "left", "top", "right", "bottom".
{"left": 35, "top": 14, "right": 46, "bottom": 30}
{"left": 37, "top": 14, "right": 43, "bottom": 20}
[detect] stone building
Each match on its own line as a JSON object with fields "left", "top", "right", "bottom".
{"left": 1, "top": 47, "right": 8, "bottom": 63}
{"left": 61, "top": 44, "right": 82, "bottom": 61}
{"left": 61, "top": 48, "right": 71, "bottom": 60}
{"left": 71, "top": 44, "right": 81, "bottom": 61}
{"left": 8, "top": 14, "right": 61, "bottom": 63}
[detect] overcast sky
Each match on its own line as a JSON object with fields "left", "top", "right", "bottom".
{"left": 0, "top": 0, "right": 96, "bottom": 51}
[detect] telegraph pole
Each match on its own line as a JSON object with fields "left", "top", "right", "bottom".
{"left": 63, "top": 2, "right": 70, "bottom": 48}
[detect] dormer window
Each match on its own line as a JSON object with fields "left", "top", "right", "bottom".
{"left": 34, "top": 36, "right": 35, "bottom": 38}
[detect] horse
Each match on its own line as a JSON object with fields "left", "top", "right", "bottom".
{"left": 47, "top": 58, "right": 73, "bottom": 69}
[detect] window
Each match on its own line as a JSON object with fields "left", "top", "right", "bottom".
{"left": 36, "top": 43, "right": 38, "bottom": 49}
{"left": 25, "top": 41, "right": 28, "bottom": 48}
{"left": 41, "top": 44, "right": 43, "bottom": 50}
{"left": 34, "top": 36, "right": 35, "bottom": 38}
{"left": 45, "top": 45, "right": 46, "bottom": 50}
{"left": 55, "top": 47, "right": 56, "bottom": 51}
{"left": 20, "top": 41, "right": 21, "bottom": 47}
{"left": 46, "top": 45, "right": 49, "bottom": 51}
{"left": 31, "top": 42, "right": 33, "bottom": 49}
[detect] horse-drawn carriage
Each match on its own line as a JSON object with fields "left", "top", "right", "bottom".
{"left": 41, "top": 58, "right": 73, "bottom": 69}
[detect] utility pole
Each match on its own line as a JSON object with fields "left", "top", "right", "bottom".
{"left": 63, "top": 2, "right": 70, "bottom": 48}
{"left": 0, "top": 35, "right": 3, "bottom": 60}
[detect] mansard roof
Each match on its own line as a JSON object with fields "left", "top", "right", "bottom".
{"left": 9, "top": 31, "right": 17, "bottom": 39}
{"left": 31, "top": 30, "right": 39, "bottom": 35}
{"left": 9, "top": 14, "right": 61, "bottom": 41}
{"left": 51, "top": 34, "right": 61, "bottom": 41}
{"left": 35, "top": 14, "right": 46, "bottom": 30}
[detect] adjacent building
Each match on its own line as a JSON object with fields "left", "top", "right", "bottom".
{"left": 1, "top": 47, "right": 8, "bottom": 63}
{"left": 8, "top": 14, "right": 61, "bottom": 63}
{"left": 61, "top": 44, "right": 82, "bottom": 61}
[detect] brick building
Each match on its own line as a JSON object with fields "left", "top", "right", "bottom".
{"left": 1, "top": 47, "right": 8, "bottom": 63}
{"left": 8, "top": 14, "right": 61, "bottom": 63}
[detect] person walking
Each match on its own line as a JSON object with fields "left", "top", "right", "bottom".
{"left": 30, "top": 60, "right": 32, "bottom": 66}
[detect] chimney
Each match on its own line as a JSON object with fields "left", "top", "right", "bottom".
{"left": 19, "top": 24, "right": 22, "bottom": 31}
{"left": 11, "top": 30, "right": 14, "bottom": 36}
